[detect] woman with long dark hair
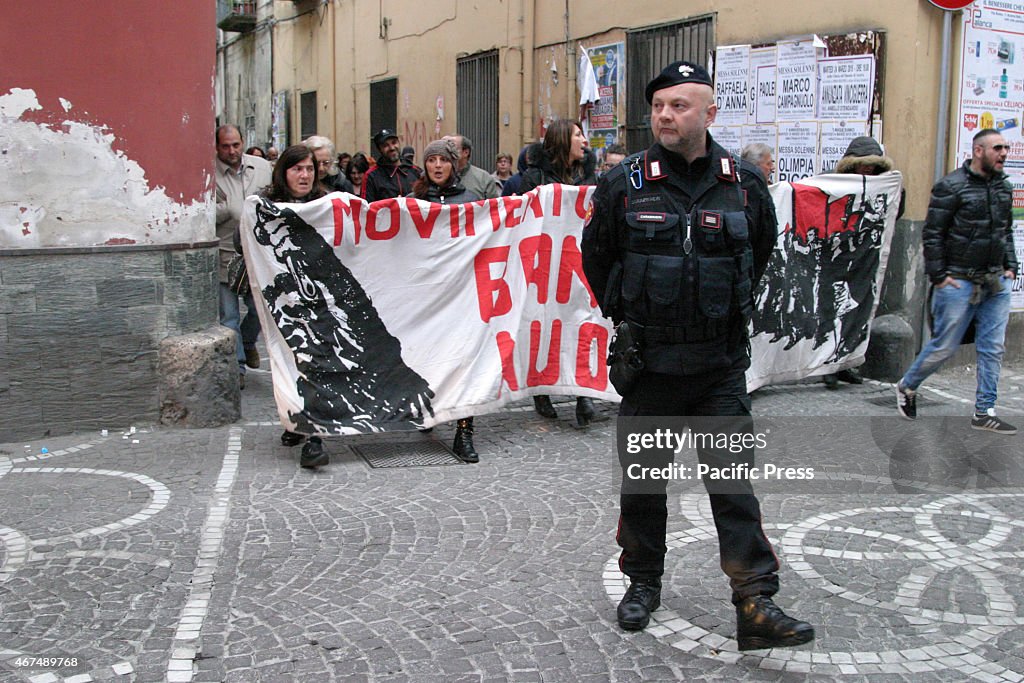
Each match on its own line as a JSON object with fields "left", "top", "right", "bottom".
{"left": 519, "top": 120, "right": 600, "bottom": 426}
{"left": 408, "top": 139, "right": 483, "bottom": 462}
{"left": 258, "top": 145, "right": 329, "bottom": 468}
{"left": 346, "top": 153, "right": 371, "bottom": 197}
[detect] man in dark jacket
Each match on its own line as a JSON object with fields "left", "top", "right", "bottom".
{"left": 897, "top": 128, "right": 1018, "bottom": 433}
{"left": 582, "top": 61, "right": 813, "bottom": 649}
{"left": 363, "top": 129, "right": 422, "bottom": 202}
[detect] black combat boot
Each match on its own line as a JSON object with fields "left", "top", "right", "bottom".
{"left": 533, "top": 395, "right": 558, "bottom": 418}
{"left": 452, "top": 418, "right": 479, "bottom": 463}
{"left": 616, "top": 578, "right": 661, "bottom": 631}
{"left": 575, "top": 396, "right": 597, "bottom": 427}
{"left": 735, "top": 596, "right": 815, "bottom": 650}
{"left": 300, "top": 436, "right": 328, "bottom": 468}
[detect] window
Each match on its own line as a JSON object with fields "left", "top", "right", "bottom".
{"left": 370, "top": 78, "right": 398, "bottom": 140}
{"left": 300, "top": 90, "right": 317, "bottom": 140}
{"left": 457, "top": 50, "right": 499, "bottom": 170}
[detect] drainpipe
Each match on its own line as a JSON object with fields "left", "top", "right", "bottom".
{"left": 521, "top": 0, "right": 536, "bottom": 145}
{"left": 934, "top": 9, "right": 953, "bottom": 182}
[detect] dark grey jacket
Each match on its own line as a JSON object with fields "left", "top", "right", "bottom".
{"left": 923, "top": 159, "right": 1018, "bottom": 283}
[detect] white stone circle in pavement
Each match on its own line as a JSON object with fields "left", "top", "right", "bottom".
{"left": 0, "top": 437, "right": 171, "bottom": 682}
{"left": 604, "top": 490, "right": 1024, "bottom": 679}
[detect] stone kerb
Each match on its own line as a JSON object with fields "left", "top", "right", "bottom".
{"left": 159, "top": 325, "right": 240, "bottom": 428}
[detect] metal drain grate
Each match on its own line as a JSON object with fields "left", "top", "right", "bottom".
{"left": 351, "top": 440, "right": 463, "bottom": 468}
{"left": 864, "top": 393, "right": 937, "bottom": 407}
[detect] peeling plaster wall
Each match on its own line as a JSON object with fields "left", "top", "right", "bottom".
{"left": 0, "top": 1, "right": 216, "bottom": 249}
{"left": 0, "top": 89, "right": 212, "bottom": 248}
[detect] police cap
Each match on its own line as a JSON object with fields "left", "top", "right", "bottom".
{"left": 645, "top": 61, "right": 713, "bottom": 104}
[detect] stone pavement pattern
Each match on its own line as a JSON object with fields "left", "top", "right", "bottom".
{"left": 1, "top": 360, "right": 1023, "bottom": 682}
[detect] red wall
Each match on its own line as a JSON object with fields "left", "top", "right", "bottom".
{"left": 0, "top": 2, "right": 215, "bottom": 203}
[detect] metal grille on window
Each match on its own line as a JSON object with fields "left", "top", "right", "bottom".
{"left": 626, "top": 15, "right": 715, "bottom": 153}
{"left": 456, "top": 50, "right": 499, "bottom": 173}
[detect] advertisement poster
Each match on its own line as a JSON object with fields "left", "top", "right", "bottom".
{"left": 587, "top": 42, "right": 624, "bottom": 153}
{"left": 776, "top": 121, "right": 819, "bottom": 182}
{"left": 749, "top": 46, "right": 777, "bottom": 123}
{"left": 715, "top": 45, "right": 750, "bottom": 126}
{"left": 819, "top": 120, "right": 869, "bottom": 173}
{"left": 1014, "top": 224, "right": 1024, "bottom": 310}
{"left": 818, "top": 55, "right": 876, "bottom": 121}
{"left": 958, "top": 3, "right": 1024, "bottom": 170}
{"left": 776, "top": 40, "right": 819, "bottom": 121}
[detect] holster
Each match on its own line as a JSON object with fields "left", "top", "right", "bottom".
{"left": 607, "top": 320, "right": 644, "bottom": 395}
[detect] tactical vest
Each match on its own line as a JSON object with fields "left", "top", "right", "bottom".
{"left": 618, "top": 150, "right": 754, "bottom": 375}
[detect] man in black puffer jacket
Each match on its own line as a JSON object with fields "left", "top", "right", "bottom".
{"left": 896, "top": 128, "right": 1018, "bottom": 434}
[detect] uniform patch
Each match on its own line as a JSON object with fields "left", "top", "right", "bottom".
{"left": 650, "top": 161, "right": 662, "bottom": 177}
{"left": 637, "top": 212, "right": 667, "bottom": 223}
{"left": 629, "top": 195, "right": 662, "bottom": 206}
{"left": 699, "top": 211, "right": 722, "bottom": 230}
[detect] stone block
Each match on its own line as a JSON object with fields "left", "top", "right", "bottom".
{"left": 31, "top": 281, "right": 97, "bottom": 313}
{"left": 158, "top": 325, "right": 240, "bottom": 428}
{"left": 0, "top": 285, "right": 36, "bottom": 314}
{"left": 862, "top": 314, "right": 916, "bottom": 382}
{"left": 8, "top": 308, "right": 130, "bottom": 339}
{"left": 97, "top": 278, "right": 159, "bottom": 307}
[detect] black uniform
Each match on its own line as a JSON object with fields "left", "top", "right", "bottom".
{"left": 582, "top": 135, "right": 781, "bottom": 603}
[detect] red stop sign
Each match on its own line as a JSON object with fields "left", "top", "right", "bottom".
{"left": 928, "top": 0, "right": 975, "bottom": 8}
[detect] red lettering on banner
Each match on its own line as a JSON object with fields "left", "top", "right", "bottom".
{"left": 463, "top": 203, "right": 475, "bottom": 236}
{"left": 365, "top": 199, "right": 401, "bottom": 240}
{"left": 574, "top": 188, "right": 590, "bottom": 219}
{"left": 473, "top": 246, "right": 512, "bottom": 322}
{"left": 406, "top": 198, "right": 441, "bottom": 239}
{"left": 526, "top": 319, "right": 562, "bottom": 387}
{"left": 331, "top": 197, "right": 362, "bottom": 246}
{"left": 551, "top": 183, "right": 562, "bottom": 216}
{"left": 495, "top": 331, "right": 519, "bottom": 391}
{"left": 518, "top": 234, "right": 553, "bottom": 304}
{"left": 525, "top": 189, "right": 545, "bottom": 218}
{"left": 502, "top": 196, "right": 523, "bottom": 228}
{"left": 489, "top": 198, "right": 502, "bottom": 231}
{"left": 556, "top": 235, "right": 597, "bottom": 306}
{"left": 576, "top": 322, "right": 609, "bottom": 389}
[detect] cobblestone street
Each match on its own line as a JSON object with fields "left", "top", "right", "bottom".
{"left": 1, "top": 360, "right": 1023, "bottom": 682}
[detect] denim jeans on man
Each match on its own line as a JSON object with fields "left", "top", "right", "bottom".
{"left": 218, "top": 283, "right": 260, "bottom": 373}
{"left": 901, "top": 276, "right": 1011, "bottom": 413}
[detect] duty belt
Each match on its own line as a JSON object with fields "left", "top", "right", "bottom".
{"left": 630, "top": 320, "right": 732, "bottom": 344}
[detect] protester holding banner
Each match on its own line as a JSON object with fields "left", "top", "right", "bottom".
{"left": 582, "top": 61, "right": 814, "bottom": 649}
{"left": 408, "top": 139, "right": 484, "bottom": 462}
{"left": 257, "top": 144, "right": 331, "bottom": 468}
{"left": 520, "top": 119, "right": 602, "bottom": 427}
{"left": 819, "top": 136, "right": 905, "bottom": 390}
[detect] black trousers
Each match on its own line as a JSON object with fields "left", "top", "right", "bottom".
{"left": 617, "top": 365, "right": 780, "bottom": 603}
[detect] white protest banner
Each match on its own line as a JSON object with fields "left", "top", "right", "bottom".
{"left": 748, "top": 172, "right": 903, "bottom": 391}
{"left": 240, "top": 185, "right": 617, "bottom": 435}
{"left": 817, "top": 55, "right": 876, "bottom": 122}
{"left": 776, "top": 121, "right": 819, "bottom": 182}
{"left": 714, "top": 44, "right": 750, "bottom": 126}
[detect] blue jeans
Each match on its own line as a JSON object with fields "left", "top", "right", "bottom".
{"left": 901, "top": 276, "right": 1011, "bottom": 412}
{"left": 218, "top": 284, "right": 261, "bottom": 373}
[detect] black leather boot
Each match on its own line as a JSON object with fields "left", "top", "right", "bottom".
{"left": 533, "top": 395, "right": 558, "bottom": 418}
{"left": 735, "top": 596, "right": 815, "bottom": 650}
{"left": 452, "top": 418, "right": 479, "bottom": 463}
{"left": 300, "top": 436, "right": 328, "bottom": 468}
{"left": 836, "top": 367, "right": 863, "bottom": 384}
{"left": 281, "top": 430, "right": 304, "bottom": 447}
{"left": 616, "top": 578, "right": 661, "bottom": 631}
{"left": 575, "top": 396, "right": 597, "bottom": 427}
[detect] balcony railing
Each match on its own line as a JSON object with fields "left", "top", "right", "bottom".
{"left": 217, "top": 0, "right": 257, "bottom": 33}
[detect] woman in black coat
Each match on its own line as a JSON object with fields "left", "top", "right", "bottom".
{"left": 519, "top": 120, "right": 600, "bottom": 427}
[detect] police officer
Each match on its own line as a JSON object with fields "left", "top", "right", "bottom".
{"left": 581, "top": 61, "right": 814, "bottom": 649}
